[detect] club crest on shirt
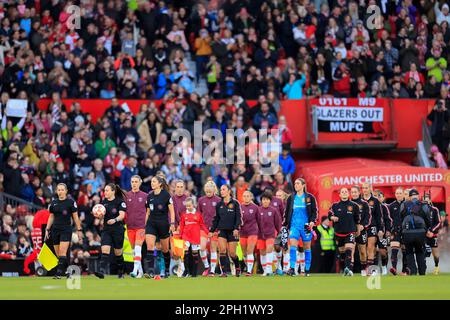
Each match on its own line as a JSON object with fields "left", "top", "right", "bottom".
{"left": 347, "top": 206, "right": 353, "bottom": 212}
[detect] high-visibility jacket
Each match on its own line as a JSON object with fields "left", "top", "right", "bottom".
{"left": 317, "top": 225, "right": 335, "bottom": 251}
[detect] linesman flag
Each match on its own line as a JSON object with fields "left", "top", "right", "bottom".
{"left": 37, "top": 243, "right": 58, "bottom": 271}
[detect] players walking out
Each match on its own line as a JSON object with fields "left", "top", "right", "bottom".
{"left": 126, "top": 176, "right": 148, "bottom": 278}
{"left": 95, "top": 184, "right": 128, "bottom": 279}
{"left": 284, "top": 178, "right": 317, "bottom": 276}
{"left": 257, "top": 191, "right": 282, "bottom": 276}
{"left": 145, "top": 176, "right": 176, "bottom": 278}
{"left": 328, "top": 188, "right": 361, "bottom": 276}
{"left": 198, "top": 181, "right": 221, "bottom": 276}
{"left": 240, "top": 190, "right": 259, "bottom": 276}
{"left": 209, "top": 184, "right": 242, "bottom": 277}
{"left": 350, "top": 186, "right": 370, "bottom": 276}
{"left": 45, "top": 183, "right": 83, "bottom": 279}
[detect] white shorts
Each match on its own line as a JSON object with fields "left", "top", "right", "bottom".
{"left": 184, "top": 241, "right": 201, "bottom": 251}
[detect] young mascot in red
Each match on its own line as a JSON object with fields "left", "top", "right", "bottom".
{"left": 179, "top": 197, "right": 208, "bottom": 277}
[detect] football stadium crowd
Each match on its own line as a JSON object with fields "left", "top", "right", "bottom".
{"left": 0, "top": 0, "right": 450, "bottom": 276}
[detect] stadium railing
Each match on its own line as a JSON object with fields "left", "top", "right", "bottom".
{"left": 0, "top": 192, "right": 45, "bottom": 215}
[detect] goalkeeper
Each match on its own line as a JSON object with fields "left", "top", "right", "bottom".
{"left": 283, "top": 178, "right": 318, "bottom": 277}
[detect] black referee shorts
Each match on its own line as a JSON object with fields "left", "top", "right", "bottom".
{"left": 218, "top": 230, "right": 239, "bottom": 242}
{"left": 146, "top": 219, "right": 170, "bottom": 240}
{"left": 101, "top": 225, "right": 125, "bottom": 249}
{"left": 51, "top": 226, "right": 72, "bottom": 245}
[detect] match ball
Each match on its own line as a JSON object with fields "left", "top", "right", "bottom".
{"left": 92, "top": 204, "right": 106, "bottom": 219}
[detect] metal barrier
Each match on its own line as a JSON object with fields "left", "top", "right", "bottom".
{"left": 0, "top": 192, "right": 45, "bottom": 214}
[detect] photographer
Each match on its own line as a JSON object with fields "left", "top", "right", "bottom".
{"left": 427, "top": 86, "right": 450, "bottom": 154}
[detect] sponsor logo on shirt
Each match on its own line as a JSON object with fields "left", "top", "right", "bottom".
{"left": 347, "top": 206, "right": 353, "bottom": 212}
{"left": 212, "top": 202, "right": 217, "bottom": 206}
{"left": 369, "top": 200, "right": 374, "bottom": 206}
{"left": 62, "top": 210, "right": 68, "bottom": 215}
{"left": 249, "top": 209, "right": 253, "bottom": 213}
{"left": 268, "top": 211, "right": 272, "bottom": 216}
{"left": 158, "top": 204, "right": 163, "bottom": 210}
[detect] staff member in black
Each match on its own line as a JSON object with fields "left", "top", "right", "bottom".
{"left": 361, "top": 182, "right": 384, "bottom": 268}
{"left": 400, "top": 189, "right": 431, "bottom": 276}
{"left": 94, "top": 183, "right": 127, "bottom": 279}
{"left": 350, "top": 186, "right": 370, "bottom": 276}
{"left": 328, "top": 187, "right": 361, "bottom": 277}
{"left": 144, "top": 176, "right": 175, "bottom": 279}
{"left": 388, "top": 187, "right": 405, "bottom": 275}
{"left": 209, "top": 184, "right": 242, "bottom": 277}
{"left": 45, "top": 183, "right": 83, "bottom": 279}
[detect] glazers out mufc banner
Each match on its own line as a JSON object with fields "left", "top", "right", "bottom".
{"left": 313, "top": 98, "right": 384, "bottom": 133}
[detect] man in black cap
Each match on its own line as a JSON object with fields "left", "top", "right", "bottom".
{"left": 400, "top": 189, "right": 431, "bottom": 275}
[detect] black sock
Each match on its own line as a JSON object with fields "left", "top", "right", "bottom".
{"left": 145, "top": 251, "right": 155, "bottom": 274}
{"left": 401, "top": 249, "right": 407, "bottom": 272}
{"left": 57, "top": 256, "right": 68, "bottom": 274}
{"left": 231, "top": 256, "right": 240, "bottom": 272}
{"left": 219, "top": 253, "right": 228, "bottom": 274}
{"left": 374, "top": 255, "right": 379, "bottom": 266}
{"left": 434, "top": 256, "right": 440, "bottom": 267}
{"left": 183, "top": 251, "right": 190, "bottom": 274}
{"left": 154, "top": 250, "right": 161, "bottom": 274}
{"left": 391, "top": 248, "right": 399, "bottom": 269}
{"left": 99, "top": 253, "right": 109, "bottom": 274}
{"left": 345, "top": 249, "right": 352, "bottom": 270}
{"left": 381, "top": 256, "right": 388, "bottom": 267}
{"left": 115, "top": 255, "right": 124, "bottom": 275}
{"left": 192, "top": 250, "right": 199, "bottom": 277}
{"left": 339, "top": 253, "right": 345, "bottom": 272}
{"left": 163, "top": 251, "right": 171, "bottom": 274}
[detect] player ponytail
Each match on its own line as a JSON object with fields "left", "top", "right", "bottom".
{"left": 154, "top": 175, "right": 170, "bottom": 192}
{"left": 106, "top": 183, "right": 127, "bottom": 200}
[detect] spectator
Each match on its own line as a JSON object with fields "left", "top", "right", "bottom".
{"left": 120, "top": 156, "right": 138, "bottom": 191}
{"left": 427, "top": 88, "right": 450, "bottom": 154}
{"left": 95, "top": 130, "right": 116, "bottom": 160}
{"left": 279, "top": 148, "right": 295, "bottom": 179}
{"left": 283, "top": 73, "right": 306, "bottom": 99}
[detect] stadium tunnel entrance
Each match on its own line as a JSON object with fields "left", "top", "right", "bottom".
{"left": 297, "top": 158, "right": 450, "bottom": 217}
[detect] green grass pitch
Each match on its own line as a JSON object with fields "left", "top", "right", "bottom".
{"left": 1, "top": 274, "right": 450, "bottom": 299}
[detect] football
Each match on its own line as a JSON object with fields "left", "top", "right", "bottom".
{"left": 92, "top": 204, "right": 106, "bottom": 219}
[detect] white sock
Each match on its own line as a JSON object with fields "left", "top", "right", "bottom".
{"left": 283, "top": 252, "right": 290, "bottom": 272}
{"left": 299, "top": 252, "right": 305, "bottom": 273}
{"left": 266, "top": 252, "right": 273, "bottom": 274}
{"left": 260, "top": 254, "right": 267, "bottom": 274}
{"left": 200, "top": 250, "right": 210, "bottom": 268}
{"left": 276, "top": 251, "right": 283, "bottom": 270}
{"left": 133, "top": 245, "right": 142, "bottom": 274}
{"left": 210, "top": 251, "right": 218, "bottom": 273}
{"left": 247, "top": 254, "right": 255, "bottom": 273}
